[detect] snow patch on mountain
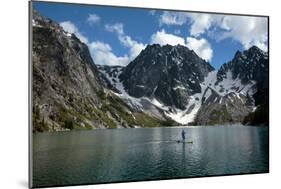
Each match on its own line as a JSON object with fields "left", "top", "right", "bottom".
{"left": 148, "top": 98, "right": 169, "bottom": 111}
{"left": 165, "top": 95, "right": 201, "bottom": 124}
{"left": 98, "top": 64, "right": 258, "bottom": 125}
{"left": 202, "top": 70, "right": 256, "bottom": 96}
{"left": 97, "top": 65, "right": 143, "bottom": 110}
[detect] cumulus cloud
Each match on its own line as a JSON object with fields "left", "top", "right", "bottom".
{"left": 218, "top": 16, "right": 268, "bottom": 51}
{"left": 186, "top": 37, "right": 213, "bottom": 61}
{"left": 187, "top": 13, "right": 219, "bottom": 37}
{"left": 119, "top": 35, "right": 146, "bottom": 59}
{"left": 87, "top": 13, "right": 100, "bottom": 25}
{"left": 150, "top": 29, "right": 185, "bottom": 46}
{"left": 105, "top": 23, "right": 146, "bottom": 60}
{"left": 158, "top": 12, "right": 220, "bottom": 37}
{"left": 157, "top": 11, "right": 268, "bottom": 51}
{"left": 89, "top": 41, "right": 130, "bottom": 66}
{"left": 159, "top": 11, "right": 187, "bottom": 26}
{"left": 60, "top": 21, "right": 89, "bottom": 44}
{"left": 105, "top": 23, "right": 124, "bottom": 35}
{"left": 186, "top": 13, "right": 268, "bottom": 51}
{"left": 60, "top": 21, "right": 77, "bottom": 33}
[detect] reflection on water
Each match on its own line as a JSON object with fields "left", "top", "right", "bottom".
{"left": 33, "top": 126, "right": 269, "bottom": 187}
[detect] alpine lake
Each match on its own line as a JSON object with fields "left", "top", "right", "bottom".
{"left": 32, "top": 125, "right": 269, "bottom": 187}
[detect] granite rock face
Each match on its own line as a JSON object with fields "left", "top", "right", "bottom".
{"left": 120, "top": 44, "right": 214, "bottom": 110}
{"left": 194, "top": 46, "right": 269, "bottom": 125}
{"left": 32, "top": 11, "right": 173, "bottom": 132}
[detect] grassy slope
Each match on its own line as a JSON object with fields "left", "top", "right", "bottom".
{"left": 33, "top": 90, "right": 177, "bottom": 132}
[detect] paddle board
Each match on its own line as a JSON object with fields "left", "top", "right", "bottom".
{"left": 176, "top": 140, "right": 193, "bottom": 144}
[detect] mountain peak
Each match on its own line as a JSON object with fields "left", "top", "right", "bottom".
{"left": 247, "top": 45, "right": 268, "bottom": 57}
{"left": 233, "top": 46, "right": 266, "bottom": 60}
{"left": 248, "top": 45, "right": 262, "bottom": 52}
{"left": 146, "top": 43, "right": 161, "bottom": 49}
{"left": 217, "top": 44, "right": 268, "bottom": 85}
{"left": 120, "top": 42, "right": 214, "bottom": 109}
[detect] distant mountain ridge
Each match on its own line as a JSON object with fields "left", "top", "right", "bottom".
{"left": 98, "top": 45, "right": 268, "bottom": 125}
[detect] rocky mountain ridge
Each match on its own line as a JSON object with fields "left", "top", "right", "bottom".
{"left": 98, "top": 46, "right": 268, "bottom": 126}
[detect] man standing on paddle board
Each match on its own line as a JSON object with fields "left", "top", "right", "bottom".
{"left": 181, "top": 129, "right": 186, "bottom": 141}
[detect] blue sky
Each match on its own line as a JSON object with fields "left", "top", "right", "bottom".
{"left": 33, "top": 1, "right": 268, "bottom": 69}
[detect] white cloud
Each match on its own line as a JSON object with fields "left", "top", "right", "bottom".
{"left": 89, "top": 41, "right": 130, "bottom": 66}
{"left": 60, "top": 21, "right": 76, "bottom": 33}
{"left": 119, "top": 35, "right": 146, "bottom": 59}
{"left": 185, "top": 13, "right": 268, "bottom": 51}
{"left": 158, "top": 12, "right": 220, "bottom": 37}
{"left": 87, "top": 13, "right": 100, "bottom": 25}
{"left": 105, "top": 23, "right": 146, "bottom": 60}
{"left": 60, "top": 21, "right": 89, "bottom": 44}
{"left": 218, "top": 16, "right": 268, "bottom": 51}
{"left": 157, "top": 11, "right": 268, "bottom": 51}
{"left": 105, "top": 23, "right": 124, "bottom": 35}
{"left": 151, "top": 29, "right": 185, "bottom": 46}
{"left": 186, "top": 37, "right": 213, "bottom": 62}
{"left": 159, "top": 11, "right": 187, "bottom": 26}
{"left": 187, "top": 13, "right": 219, "bottom": 37}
